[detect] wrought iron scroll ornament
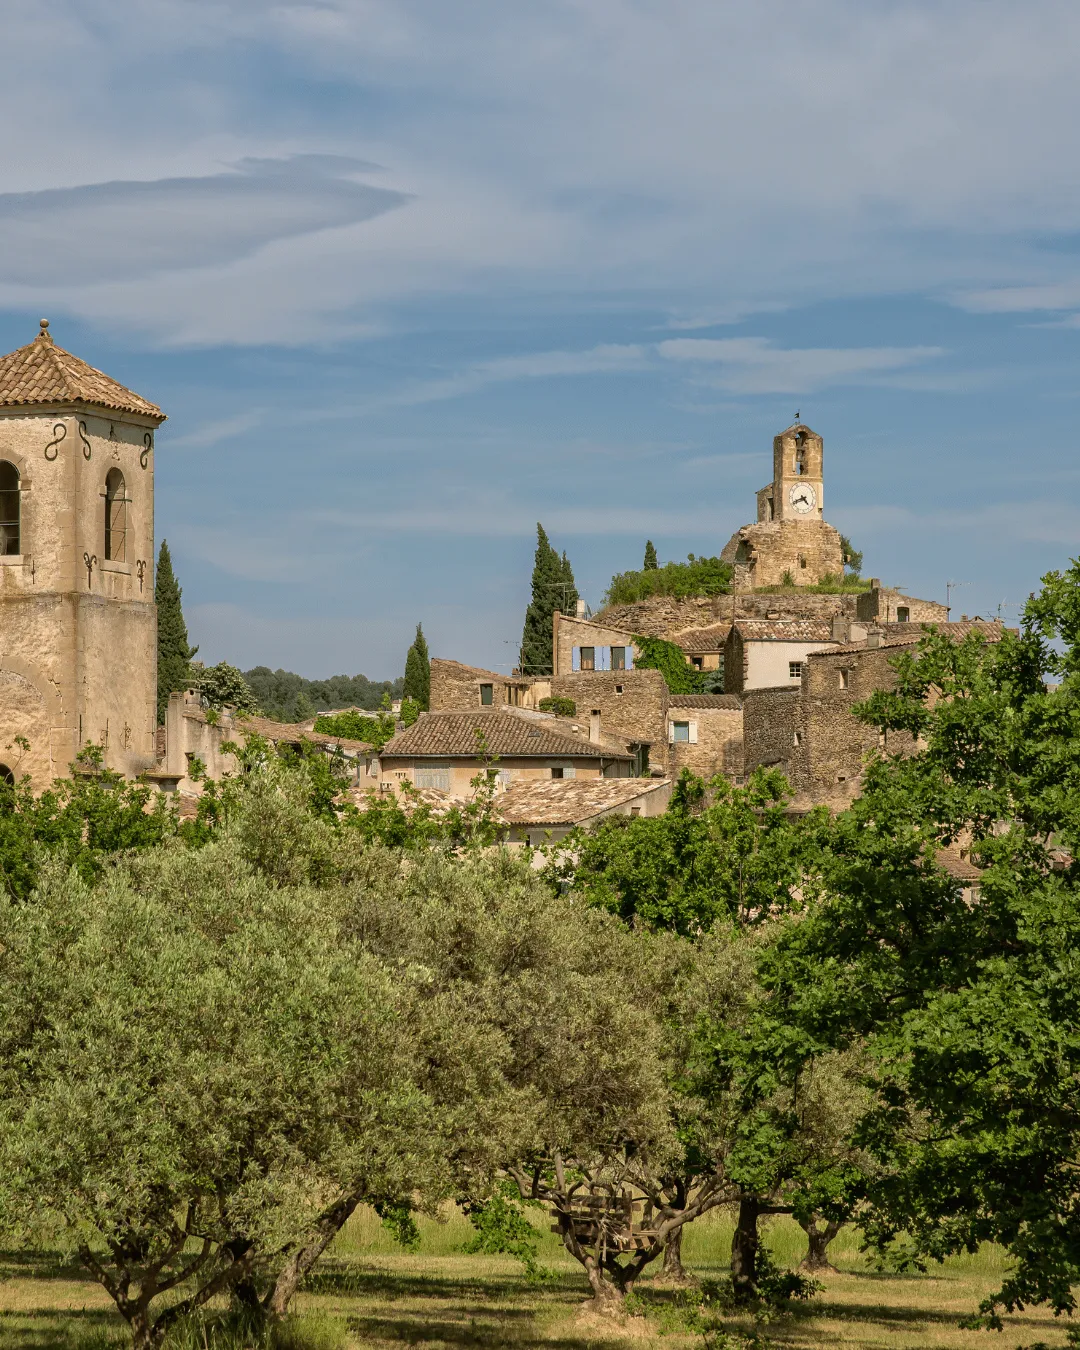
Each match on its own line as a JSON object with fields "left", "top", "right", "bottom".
{"left": 141, "top": 432, "right": 152, "bottom": 470}
{"left": 44, "top": 422, "right": 67, "bottom": 461}
{"left": 78, "top": 421, "right": 92, "bottom": 460}
{"left": 136, "top": 559, "right": 146, "bottom": 592}
{"left": 83, "top": 552, "right": 97, "bottom": 587}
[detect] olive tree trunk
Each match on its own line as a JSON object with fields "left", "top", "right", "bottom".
{"left": 730, "top": 1195, "right": 760, "bottom": 1302}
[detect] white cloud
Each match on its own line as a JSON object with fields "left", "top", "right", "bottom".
{"left": 954, "top": 281, "right": 1080, "bottom": 314}
{"left": 657, "top": 337, "right": 944, "bottom": 394}
{"left": 166, "top": 410, "right": 263, "bottom": 450}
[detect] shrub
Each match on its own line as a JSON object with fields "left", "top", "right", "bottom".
{"left": 538, "top": 696, "right": 576, "bottom": 717}
{"left": 632, "top": 635, "right": 705, "bottom": 695}
{"left": 605, "top": 553, "right": 732, "bottom": 606}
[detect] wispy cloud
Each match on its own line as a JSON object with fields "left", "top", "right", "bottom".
{"left": 954, "top": 280, "right": 1080, "bottom": 313}
{"left": 167, "top": 410, "right": 262, "bottom": 450}
{"left": 657, "top": 337, "right": 944, "bottom": 394}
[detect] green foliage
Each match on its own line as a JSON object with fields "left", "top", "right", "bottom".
{"left": 463, "top": 1184, "right": 553, "bottom": 1283}
{"left": 242, "top": 668, "right": 403, "bottom": 724}
{"left": 839, "top": 534, "right": 864, "bottom": 576}
{"left": 520, "top": 524, "right": 578, "bottom": 676}
{"left": 644, "top": 540, "right": 658, "bottom": 571}
{"left": 538, "top": 696, "right": 576, "bottom": 717}
{"left": 313, "top": 697, "right": 397, "bottom": 749}
{"left": 157, "top": 1310, "right": 347, "bottom": 1350}
{"left": 759, "top": 560, "right": 1080, "bottom": 1323}
{"left": 193, "top": 661, "right": 261, "bottom": 714}
{"left": 605, "top": 553, "right": 732, "bottom": 606}
{"left": 552, "top": 769, "right": 812, "bottom": 936}
{"left": 399, "top": 697, "right": 422, "bottom": 727}
{"left": 403, "top": 624, "right": 431, "bottom": 711}
{"left": 155, "top": 540, "right": 197, "bottom": 724}
{"left": 632, "top": 634, "right": 706, "bottom": 695}
{"left": 756, "top": 572, "right": 870, "bottom": 595}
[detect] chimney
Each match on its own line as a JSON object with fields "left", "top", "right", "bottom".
{"left": 869, "top": 577, "right": 881, "bottom": 589}
{"left": 865, "top": 629, "right": 881, "bottom": 649}
{"left": 831, "top": 615, "right": 849, "bottom": 642}
{"left": 590, "top": 708, "right": 602, "bottom": 743}
{"left": 575, "top": 597, "right": 587, "bottom": 619}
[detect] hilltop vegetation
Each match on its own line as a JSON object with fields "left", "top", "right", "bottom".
{"left": 605, "top": 553, "right": 733, "bottom": 606}
{"left": 243, "top": 667, "right": 404, "bottom": 722}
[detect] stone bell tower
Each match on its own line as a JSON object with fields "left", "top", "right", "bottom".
{"left": 721, "top": 422, "right": 842, "bottom": 589}
{"left": 0, "top": 320, "right": 165, "bottom": 789}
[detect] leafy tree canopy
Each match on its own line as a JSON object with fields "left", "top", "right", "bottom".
{"left": 760, "top": 562, "right": 1080, "bottom": 1323}
{"left": 192, "top": 661, "right": 261, "bottom": 714}
{"left": 243, "top": 668, "right": 403, "bottom": 724}
{"left": 632, "top": 634, "right": 705, "bottom": 695}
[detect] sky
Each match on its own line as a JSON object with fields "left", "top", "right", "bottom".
{"left": 3, "top": 0, "right": 1080, "bottom": 679}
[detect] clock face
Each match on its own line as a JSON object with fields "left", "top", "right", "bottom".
{"left": 789, "top": 483, "right": 817, "bottom": 514}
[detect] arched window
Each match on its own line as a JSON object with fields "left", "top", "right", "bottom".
{"left": 105, "top": 468, "right": 127, "bottom": 562}
{"left": 0, "top": 461, "right": 20, "bottom": 555}
{"left": 794, "top": 432, "right": 807, "bottom": 476}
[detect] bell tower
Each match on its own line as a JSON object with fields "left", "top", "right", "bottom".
{"left": 756, "top": 423, "right": 824, "bottom": 523}
{"left": 0, "top": 320, "right": 165, "bottom": 789}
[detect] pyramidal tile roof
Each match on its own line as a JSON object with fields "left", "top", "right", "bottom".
{"left": 0, "top": 320, "right": 164, "bottom": 420}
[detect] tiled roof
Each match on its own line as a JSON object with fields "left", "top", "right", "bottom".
{"left": 184, "top": 708, "right": 374, "bottom": 754}
{"left": 824, "top": 620, "right": 1005, "bottom": 656}
{"left": 497, "top": 777, "right": 669, "bottom": 826}
{"left": 667, "top": 694, "right": 742, "bottom": 710}
{"left": 734, "top": 620, "right": 834, "bottom": 642}
{"left": 0, "top": 321, "right": 164, "bottom": 420}
{"left": 935, "top": 846, "right": 983, "bottom": 883}
{"left": 431, "top": 657, "right": 515, "bottom": 682}
{"left": 674, "top": 623, "right": 732, "bottom": 653}
{"left": 380, "top": 709, "right": 633, "bottom": 760}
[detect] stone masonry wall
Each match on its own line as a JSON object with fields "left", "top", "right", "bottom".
{"left": 721, "top": 518, "right": 845, "bottom": 590}
{"left": 667, "top": 704, "right": 744, "bottom": 780}
{"left": 552, "top": 669, "right": 669, "bottom": 772}
{"left": 554, "top": 614, "right": 637, "bottom": 676}
{"left": 742, "top": 686, "right": 801, "bottom": 780}
{"left": 598, "top": 591, "right": 859, "bottom": 641}
{"left": 430, "top": 659, "right": 549, "bottom": 712}
{"left": 856, "top": 586, "right": 949, "bottom": 625}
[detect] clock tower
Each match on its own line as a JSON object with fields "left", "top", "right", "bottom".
{"left": 721, "top": 422, "right": 843, "bottom": 589}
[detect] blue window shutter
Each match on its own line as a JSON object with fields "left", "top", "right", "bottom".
{"left": 598, "top": 647, "right": 611, "bottom": 671}
{"left": 572, "top": 647, "right": 581, "bottom": 671}
{"left": 626, "top": 648, "right": 634, "bottom": 670}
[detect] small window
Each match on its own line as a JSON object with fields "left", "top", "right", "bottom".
{"left": 479, "top": 683, "right": 493, "bottom": 706}
{"left": 104, "top": 468, "right": 127, "bottom": 562}
{"left": 897, "top": 606, "right": 910, "bottom": 623}
{"left": 0, "top": 462, "right": 19, "bottom": 555}
{"left": 615, "top": 684, "right": 624, "bottom": 695}
{"left": 497, "top": 769, "right": 512, "bottom": 786}
{"left": 551, "top": 765, "right": 577, "bottom": 780}
{"left": 789, "top": 661, "right": 802, "bottom": 679}
{"left": 794, "top": 730, "right": 802, "bottom": 746}
{"left": 691, "top": 656, "right": 704, "bottom": 670}
{"left": 612, "top": 646, "right": 626, "bottom": 671}
{"left": 580, "top": 646, "right": 595, "bottom": 671}
{"left": 672, "top": 721, "right": 690, "bottom": 743}
{"left": 415, "top": 767, "right": 451, "bottom": 791}
{"left": 629, "top": 806, "right": 641, "bottom": 817}
{"left": 839, "top": 669, "right": 849, "bottom": 690}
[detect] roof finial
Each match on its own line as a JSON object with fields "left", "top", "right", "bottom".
{"left": 794, "top": 409, "right": 800, "bottom": 423}
{"left": 38, "top": 319, "right": 49, "bottom": 334}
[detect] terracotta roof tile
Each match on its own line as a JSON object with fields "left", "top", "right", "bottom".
{"left": 497, "top": 777, "right": 670, "bottom": 826}
{"left": 380, "top": 710, "right": 633, "bottom": 760}
{"left": 733, "top": 620, "right": 834, "bottom": 642}
{"left": 0, "top": 322, "right": 164, "bottom": 420}
{"left": 823, "top": 620, "right": 1006, "bottom": 656}
{"left": 674, "top": 622, "right": 732, "bottom": 653}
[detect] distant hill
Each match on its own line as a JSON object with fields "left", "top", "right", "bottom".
{"left": 243, "top": 667, "right": 404, "bottom": 723}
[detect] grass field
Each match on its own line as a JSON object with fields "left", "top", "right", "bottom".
{"left": 0, "top": 1206, "right": 1072, "bottom": 1350}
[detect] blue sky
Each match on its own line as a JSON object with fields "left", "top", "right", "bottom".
{"left": 4, "top": 0, "right": 1080, "bottom": 679}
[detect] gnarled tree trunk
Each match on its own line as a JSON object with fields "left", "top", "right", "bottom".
{"left": 661, "top": 1225, "right": 690, "bottom": 1283}
{"left": 730, "top": 1195, "right": 760, "bottom": 1302}
{"left": 798, "top": 1215, "right": 843, "bottom": 1274}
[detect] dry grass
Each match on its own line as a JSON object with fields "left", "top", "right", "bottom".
{"left": 0, "top": 1208, "right": 1072, "bottom": 1350}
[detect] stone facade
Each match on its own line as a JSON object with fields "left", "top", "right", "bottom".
{"left": 553, "top": 613, "right": 638, "bottom": 677}
{"left": 430, "top": 658, "right": 550, "bottom": 711}
{"left": 856, "top": 582, "right": 949, "bottom": 625}
{"left": 667, "top": 697, "right": 744, "bottom": 780}
{"left": 598, "top": 590, "right": 862, "bottom": 642}
{"left": 724, "top": 621, "right": 838, "bottom": 695}
{"left": 721, "top": 423, "right": 844, "bottom": 589}
{"left": 742, "top": 686, "right": 801, "bottom": 780}
{"left": 0, "top": 325, "right": 164, "bottom": 789}
{"left": 551, "top": 668, "right": 669, "bottom": 775}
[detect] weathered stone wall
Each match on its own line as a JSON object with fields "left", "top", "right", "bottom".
{"left": 598, "top": 591, "right": 860, "bottom": 641}
{"left": 552, "top": 669, "right": 669, "bottom": 771}
{"left": 553, "top": 614, "right": 637, "bottom": 676}
{"left": 856, "top": 586, "right": 949, "bottom": 624}
{"left": 430, "top": 658, "right": 548, "bottom": 712}
{"left": 0, "top": 407, "right": 159, "bottom": 788}
{"left": 721, "top": 518, "right": 845, "bottom": 590}
{"left": 796, "top": 646, "right": 917, "bottom": 797}
{"left": 667, "top": 704, "right": 744, "bottom": 780}
{"left": 742, "top": 686, "right": 801, "bottom": 780}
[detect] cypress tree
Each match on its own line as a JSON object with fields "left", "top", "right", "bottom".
{"left": 403, "top": 623, "right": 431, "bottom": 711}
{"left": 155, "top": 540, "right": 197, "bottom": 724}
{"left": 644, "top": 540, "right": 658, "bottom": 571}
{"left": 521, "top": 525, "right": 577, "bottom": 675}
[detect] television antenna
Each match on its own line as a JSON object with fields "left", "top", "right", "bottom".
{"left": 946, "top": 580, "right": 968, "bottom": 615}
